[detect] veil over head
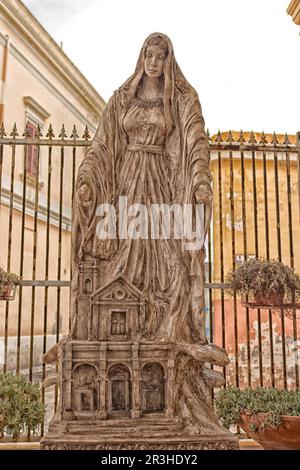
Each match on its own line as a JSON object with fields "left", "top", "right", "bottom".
{"left": 119, "top": 33, "right": 198, "bottom": 135}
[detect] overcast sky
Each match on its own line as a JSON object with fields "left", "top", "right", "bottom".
{"left": 23, "top": 0, "right": 299, "bottom": 135}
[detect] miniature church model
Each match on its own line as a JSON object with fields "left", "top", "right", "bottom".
{"left": 58, "top": 261, "right": 176, "bottom": 423}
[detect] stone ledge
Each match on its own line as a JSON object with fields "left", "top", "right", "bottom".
{"left": 0, "top": 438, "right": 263, "bottom": 451}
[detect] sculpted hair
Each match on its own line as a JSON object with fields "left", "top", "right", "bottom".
{"left": 146, "top": 37, "right": 169, "bottom": 54}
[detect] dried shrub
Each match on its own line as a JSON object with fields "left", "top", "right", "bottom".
{"left": 0, "top": 267, "right": 20, "bottom": 295}
{"left": 226, "top": 258, "right": 300, "bottom": 303}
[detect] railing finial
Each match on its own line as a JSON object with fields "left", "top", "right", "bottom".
{"left": 216, "top": 129, "right": 222, "bottom": 144}
{"left": 46, "top": 124, "right": 55, "bottom": 140}
{"left": 238, "top": 130, "right": 245, "bottom": 144}
{"left": 59, "top": 124, "right": 67, "bottom": 140}
{"left": 0, "top": 123, "right": 6, "bottom": 138}
{"left": 260, "top": 131, "right": 267, "bottom": 145}
{"left": 10, "top": 123, "right": 19, "bottom": 139}
{"left": 227, "top": 130, "right": 234, "bottom": 144}
{"left": 22, "top": 122, "right": 31, "bottom": 138}
{"left": 35, "top": 124, "right": 43, "bottom": 139}
{"left": 82, "top": 125, "right": 91, "bottom": 141}
{"left": 249, "top": 131, "right": 257, "bottom": 145}
{"left": 70, "top": 125, "right": 79, "bottom": 141}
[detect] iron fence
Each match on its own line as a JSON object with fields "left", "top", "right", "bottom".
{"left": 0, "top": 123, "right": 300, "bottom": 439}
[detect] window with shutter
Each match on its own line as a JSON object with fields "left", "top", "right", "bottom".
{"left": 25, "top": 121, "right": 38, "bottom": 177}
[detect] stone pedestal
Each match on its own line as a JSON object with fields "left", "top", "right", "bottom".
{"left": 41, "top": 416, "right": 238, "bottom": 450}
{"left": 41, "top": 336, "right": 239, "bottom": 450}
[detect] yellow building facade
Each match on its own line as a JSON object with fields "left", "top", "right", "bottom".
{"left": 0, "top": 0, "right": 105, "bottom": 370}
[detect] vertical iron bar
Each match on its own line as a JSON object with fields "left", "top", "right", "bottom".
{"left": 229, "top": 146, "right": 239, "bottom": 387}
{"left": 286, "top": 151, "right": 295, "bottom": 270}
{"left": 285, "top": 149, "right": 299, "bottom": 388}
{"left": 41, "top": 146, "right": 52, "bottom": 437}
{"left": 297, "top": 132, "right": 300, "bottom": 224}
{"left": 217, "top": 148, "right": 226, "bottom": 382}
{"left": 0, "top": 142, "right": 3, "bottom": 209}
{"left": 3, "top": 143, "right": 16, "bottom": 373}
{"left": 251, "top": 148, "right": 263, "bottom": 386}
{"left": 208, "top": 214, "right": 214, "bottom": 399}
{"left": 208, "top": 142, "right": 214, "bottom": 400}
{"left": 273, "top": 147, "right": 287, "bottom": 388}
{"left": 262, "top": 149, "right": 275, "bottom": 387}
{"left": 16, "top": 145, "right": 27, "bottom": 372}
{"left": 274, "top": 150, "right": 282, "bottom": 262}
{"left": 29, "top": 144, "right": 40, "bottom": 383}
{"left": 296, "top": 134, "right": 300, "bottom": 389}
{"left": 208, "top": 225, "right": 213, "bottom": 344}
{"left": 240, "top": 147, "right": 251, "bottom": 387}
{"left": 55, "top": 145, "right": 64, "bottom": 409}
{"left": 69, "top": 145, "right": 76, "bottom": 330}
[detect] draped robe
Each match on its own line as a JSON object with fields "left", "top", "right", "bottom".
{"left": 71, "top": 33, "right": 212, "bottom": 345}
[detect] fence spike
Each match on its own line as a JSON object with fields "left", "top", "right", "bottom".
{"left": 82, "top": 125, "right": 91, "bottom": 141}
{"left": 249, "top": 131, "right": 257, "bottom": 145}
{"left": 238, "top": 130, "right": 245, "bottom": 144}
{"left": 35, "top": 124, "right": 43, "bottom": 139}
{"left": 22, "top": 122, "right": 31, "bottom": 138}
{"left": 10, "top": 123, "right": 19, "bottom": 138}
{"left": 227, "top": 130, "right": 234, "bottom": 144}
{"left": 284, "top": 133, "right": 291, "bottom": 146}
{"left": 70, "top": 124, "right": 79, "bottom": 140}
{"left": 0, "top": 123, "right": 6, "bottom": 138}
{"left": 259, "top": 131, "right": 267, "bottom": 145}
{"left": 59, "top": 124, "right": 67, "bottom": 140}
{"left": 46, "top": 124, "right": 55, "bottom": 139}
{"left": 271, "top": 131, "right": 279, "bottom": 146}
{"left": 216, "top": 129, "right": 222, "bottom": 144}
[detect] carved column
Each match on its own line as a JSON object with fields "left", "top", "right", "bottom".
{"left": 131, "top": 342, "right": 142, "bottom": 418}
{"left": 62, "top": 342, "right": 74, "bottom": 420}
{"left": 88, "top": 303, "right": 93, "bottom": 341}
{"left": 92, "top": 259, "right": 99, "bottom": 291}
{"left": 97, "top": 342, "right": 107, "bottom": 419}
{"left": 166, "top": 349, "right": 175, "bottom": 417}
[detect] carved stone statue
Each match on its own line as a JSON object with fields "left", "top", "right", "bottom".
{"left": 41, "top": 33, "right": 238, "bottom": 450}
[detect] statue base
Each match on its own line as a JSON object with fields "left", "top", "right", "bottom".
{"left": 40, "top": 416, "right": 239, "bottom": 450}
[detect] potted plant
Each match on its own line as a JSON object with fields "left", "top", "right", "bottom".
{"left": 214, "top": 386, "right": 300, "bottom": 450}
{"left": 0, "top": 372, "right": 45, "bottom": 441}
{"left": 0, "top": 267, "right": 20, "bottom": 300}
{"left": 226, "top": 258, "right": 300, "bottom": 308}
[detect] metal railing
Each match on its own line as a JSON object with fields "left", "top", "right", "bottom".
{"left": 0, "top": 123, "right": 300, "bottom": 438}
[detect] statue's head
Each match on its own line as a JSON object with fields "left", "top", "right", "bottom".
{"left": 120, "top": 32, "right": 195, "bottom": 135}
{"left": 144, "top": 35, "right": 169, "bottom": 79}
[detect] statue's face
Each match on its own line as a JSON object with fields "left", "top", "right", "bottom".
{"left": 144, "top": 45, "right": 166, "bottom": 78}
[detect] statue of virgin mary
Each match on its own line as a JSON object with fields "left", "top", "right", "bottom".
{"left": 69, "top": 32, "right": 233, "bottom": 437}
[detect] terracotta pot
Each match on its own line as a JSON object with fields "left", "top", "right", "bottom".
{"left": 253, "top": 292, "right": 284, "bottom": 306}
{"left": 0, "top": 283, "right": 16, "bottom": 301}
{"left": 239, "top": 412, "right": 300, "bottom": 450}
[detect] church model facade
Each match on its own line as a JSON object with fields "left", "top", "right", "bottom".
{"left": 60, "top": 260, "right": 175, "bottom": 422}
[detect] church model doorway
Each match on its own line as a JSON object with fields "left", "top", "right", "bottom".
{"left": 141, "top": 363, "right": 165, "bottom": 414}
{"left": 108, "top": 364, "right": 131, "bottom": 416}
{"left": 72, "top": 363, "right": 98, "bottom": 413}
